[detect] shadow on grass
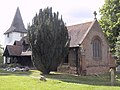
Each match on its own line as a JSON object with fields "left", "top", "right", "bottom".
{"left": 1, "top": 68, "right": 120, "bottom": 86}
{"left": 44, "top": 72, "right": 120, "bottom": 86}
{"left": 0, "top": 69, "right": 33, "bottom": 76}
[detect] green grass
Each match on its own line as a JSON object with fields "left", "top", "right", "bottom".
{"left": 45, "top": 72, "right": 120, "bottom": 86}
{"left": 0, "top": 69, "right": 120, "bottom": 90}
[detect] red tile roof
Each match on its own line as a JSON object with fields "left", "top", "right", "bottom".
{"left": 3, "top": 45, "right": 22, "bottom": 56}
{"left": 67, "top": 21, "right": 93, "bottom": 47}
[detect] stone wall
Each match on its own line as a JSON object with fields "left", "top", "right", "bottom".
{"left": 57, "top": 65, "right": 77, "bottom": 74}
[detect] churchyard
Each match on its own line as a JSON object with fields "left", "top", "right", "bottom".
{"left": 0, "top": 68, "right": 120, "bottom": 90}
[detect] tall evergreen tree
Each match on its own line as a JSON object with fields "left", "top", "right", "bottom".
{"left": 99, "top": 0, "right": 120, "bottom": 54}
{"left": 28, "top": 7, "right": 69, "bottom": 74}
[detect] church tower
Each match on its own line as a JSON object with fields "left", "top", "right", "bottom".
{"left": 4, "top": 7, "right": 27, "bottom": 46}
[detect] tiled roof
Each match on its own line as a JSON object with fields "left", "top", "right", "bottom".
{"left": 68, "top": 21, "right": 93, "bottom": 47}
{"left": 3, "top": 45, "right": 22, "bottom": 56}
{"left": 4, "top": 7, "right": 27, "bottom": 34}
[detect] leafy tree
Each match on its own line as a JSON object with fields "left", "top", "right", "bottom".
{"left": 99, "top": 0, "right": 120, "bottom": 54}
{"left": 28, "top": 7, "right": 69, "bottom": 74}
{"left": 115, "top": 32, "right": 120, "bottom": 65}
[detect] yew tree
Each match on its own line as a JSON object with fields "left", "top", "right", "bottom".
{"left": 28, "top": 7, "right": 69, "bottom": 74}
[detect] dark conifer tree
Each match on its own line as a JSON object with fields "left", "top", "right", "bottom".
{"left": 28, "top": 7, "right": 69, "bottom": 74}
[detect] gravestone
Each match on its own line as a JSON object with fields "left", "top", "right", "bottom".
{"left": 109, "top": 68, "right": 115, "bottom": 86}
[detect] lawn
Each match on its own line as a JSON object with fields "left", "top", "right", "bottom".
{"left": 0, "top": 69, "right": 120, "bottom": 90}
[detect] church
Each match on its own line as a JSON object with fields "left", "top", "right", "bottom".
{"left": 3, "top": 7, "right": 32, "bottom": 66}
{"left": 3, "top": 7, "right": 115, "bottom": 75}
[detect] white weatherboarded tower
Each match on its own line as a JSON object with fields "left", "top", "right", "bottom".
{"left": 4, "top": 7, "right": 27, "bottom": 46}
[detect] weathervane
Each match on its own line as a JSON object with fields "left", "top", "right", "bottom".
{"left": 93, "top": 11, "right": 97, "bottom": 20}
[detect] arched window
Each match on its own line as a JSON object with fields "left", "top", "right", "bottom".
{"left": 92, "top": 37, "right": 102, "bottom": 60}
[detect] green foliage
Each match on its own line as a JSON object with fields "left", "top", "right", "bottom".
{"left": 99, "top": 0, "right": 120, "bottom": 54}
{"left": 28, "top": 7, "right": 69, "bottom": 74}
{"left": 115, "top": 33, "right": 120, "bottom": 65}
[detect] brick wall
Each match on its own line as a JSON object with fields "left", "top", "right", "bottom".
{"left": 86, "top": 66, "right": 109, "bottom": 75}
{"left": 80, "top": 21, "right": 115, "bottom": 75}
{"left": 58, "top": 21, "right": 115, "bottom": 75}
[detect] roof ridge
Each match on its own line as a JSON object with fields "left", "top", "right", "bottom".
{"left": 67, "top": 21, "right": 93, "bottom": 27}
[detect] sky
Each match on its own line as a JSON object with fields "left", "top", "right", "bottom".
{"left": 0, "top": 0, "right": 104, "bottom": 46}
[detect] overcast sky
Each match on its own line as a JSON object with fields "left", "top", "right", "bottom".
{"left": 0, "top": 0, "right": 104, "bottom": 46}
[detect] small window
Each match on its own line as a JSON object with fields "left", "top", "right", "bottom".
{"left": 92, "top": 37, "right": 102, "bottom": 60}
{"left": 7, "top": 57, "right": 10, "bottom": 63}
{"left": 7, "top": 33, "right": 9, "bottom": 37}
{"left": 20, "top": 33, "right": 24, "bottom": 37}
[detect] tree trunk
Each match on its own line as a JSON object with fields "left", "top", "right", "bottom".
{"left": 42, "top": 69, "right": 50, "bottom": 74}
